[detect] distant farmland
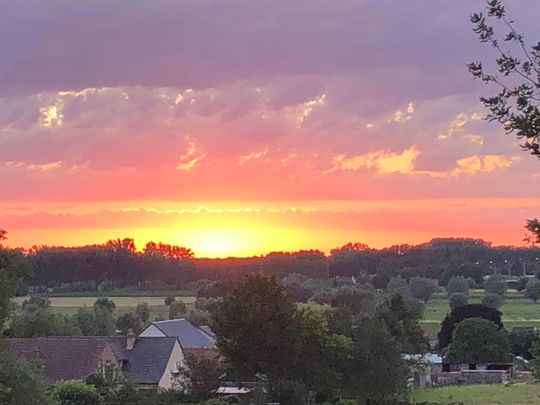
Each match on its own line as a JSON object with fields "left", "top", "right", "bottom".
{"left": 422, "top": 290, "right": 540, "bottom": 333}
{"left": 13, "top": 293, "right": 197, "bottom": 319}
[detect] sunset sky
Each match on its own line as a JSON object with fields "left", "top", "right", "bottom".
{"left": 1, "top": 1, "right": 540, "bottom": 257}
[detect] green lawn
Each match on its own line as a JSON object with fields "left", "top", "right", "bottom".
{"left": 13, "top": 295, "right": 197, "bottom": 320}
{"left": 422, "top": 293, "right": 540, "bottom": 334}
{"left": 413, "top": 383, "right": 540, "bottom": 404}
{"left": 44, "top": 289, "right": 195, "bottom": 298}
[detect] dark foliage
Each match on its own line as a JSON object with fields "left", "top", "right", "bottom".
{"left": 438, "top": 304, "right": 504, "bottom": 349}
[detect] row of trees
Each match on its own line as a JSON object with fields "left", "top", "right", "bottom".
{"left": 9, "top": 235, "right": 540, "bottom": 294}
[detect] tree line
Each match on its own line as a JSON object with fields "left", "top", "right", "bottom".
{"left": 10, "top": 236, "right": 540, "bottom": 294}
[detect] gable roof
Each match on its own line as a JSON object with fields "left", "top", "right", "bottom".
{"left": 8, "top": 337, "right": 114, "bottom": 384}
{"left": 149, "top": 319, "right": 216, "bottom": 349}
{"left": 106, "top": 337, "right": 178, "bottom": 384}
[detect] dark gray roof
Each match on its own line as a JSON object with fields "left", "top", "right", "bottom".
{"left": 9, "top": 336, "right": 178, "bottom": 386}
{"left": 107, "top": 337, "right": 178, "bottom": 384}
{"left": 151, "top": 319, "right": 216, "bottom": 349}
{"left": 8, "top": 337, "right": 113, "bottom": 384}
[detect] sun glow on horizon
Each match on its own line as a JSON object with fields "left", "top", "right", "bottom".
{"left": 1, "top": 199, "right": 533, "bottom": 258}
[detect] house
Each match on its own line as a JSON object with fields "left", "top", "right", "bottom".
{"left": 403, "top": 353, "right": 514, "bottom": 387}
{"left": 9, "top": 337, "right": 119, "bottom": 385}
{"left": 9, "top": 335, "right": 187, "bottom": 390}
{"left": 107, "top": 334, "right": 186, "bottom": 390}
{"left": 403, "top": 353, "right": 443, "bottom": 387}
{"left": 139, "top": 319, "right": 216, "bottom": 349}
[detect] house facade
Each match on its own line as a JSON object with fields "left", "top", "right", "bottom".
{"left": 9, "top": 335, "right": 187, "bottom": 390}
{"left": 404, "top": 353, "right": 514, "bottom": 387}
{"left": 8, "top": 319, "right": 219, "bottom": 391}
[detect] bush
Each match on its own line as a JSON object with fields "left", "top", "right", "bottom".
{"left": 52, "top": 380, "right": 103, "bottom": 405}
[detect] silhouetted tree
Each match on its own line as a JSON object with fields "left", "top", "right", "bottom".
{"left": 438, "top": 304, "right": 504, "bottom": 349}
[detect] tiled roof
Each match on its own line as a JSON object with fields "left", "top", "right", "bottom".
{"left": 118, "top": 337, "right": 178, "bottom": 384}
{"left": 150, "top": 319, "right": 216, "bottom": 349}
{"left": 8, "top": 337, "right": 112, "bottom": 384}
{"left": 9, "top": 336, "right": 179, "bottom": 386}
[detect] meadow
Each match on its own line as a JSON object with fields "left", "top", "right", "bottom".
{"left": 421, "top": 290, "right": 540, "bottom": 334}
{"left": 13, "top": 292, "right": 197, "bottom": 319}
{"left": 14, "top": 287, "right": 540, "bottom": 329}
{"left": 413, "top": 383, "right": 540, "bottom": 404}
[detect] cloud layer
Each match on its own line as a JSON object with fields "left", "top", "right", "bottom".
{"left": 1, "top": 0, "right": 539, "bottom": 252}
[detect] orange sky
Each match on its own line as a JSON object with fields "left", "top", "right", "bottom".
{"left": 1, "top": 1, "right": 539, "bottom": 257}
{"left": 2, "top": 199, "right": 536, "bottom": 257}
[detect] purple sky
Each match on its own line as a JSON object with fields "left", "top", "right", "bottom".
{"left": 1, "top": 0, "right": 539, "bottom": 254}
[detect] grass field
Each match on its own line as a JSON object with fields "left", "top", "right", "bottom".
{"left": 44, "top": 289, "right": 195, "bottom": 298}
{"left": 413, "top": 383, "right": 540, "bottom": 404}
{"left": 13, "top": 295, "right": 197, "bottom": 319}
{"left": 422, "top": 291, "right": 540, "bottom": 333}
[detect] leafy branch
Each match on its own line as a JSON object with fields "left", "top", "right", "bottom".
{"left": 468, "top": 0, "right": 540, "bottom": 156}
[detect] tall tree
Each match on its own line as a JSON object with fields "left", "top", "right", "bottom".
{"left": 209, "top": 274, "right": 297, "bottom": 378}
{"left": 378, "top": 294, "right": 428, "bottom": 354}
{"left": 344, "top": 318, "right": 408, "bottom": 404}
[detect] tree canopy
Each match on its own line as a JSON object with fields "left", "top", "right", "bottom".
{"left": 446, "top": 318, "right": 512, "bottom": 364}
{"left": 438, "top": 304, "right": 504, "bottom": 349}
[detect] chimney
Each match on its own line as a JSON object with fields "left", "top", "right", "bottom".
{"left": 126, "top": 329, "right": 136, "bottom": 351}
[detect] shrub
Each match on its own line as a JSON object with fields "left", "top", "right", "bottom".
{"left": 52, "top": 380, "right": 103, "bottom": 405}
